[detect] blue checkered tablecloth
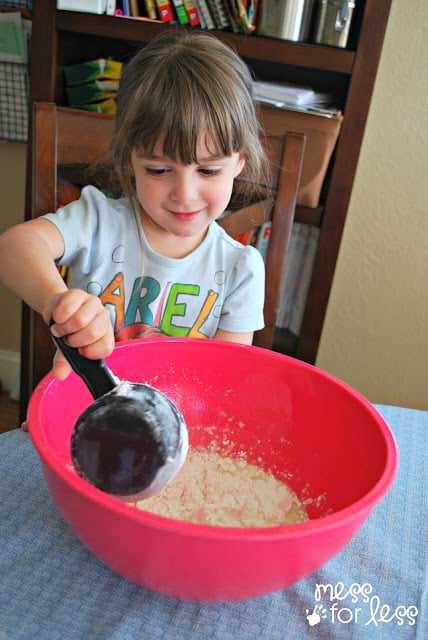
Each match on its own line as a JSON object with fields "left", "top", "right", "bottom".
{"left": 0, "top": 405, "right": 426, "bottom": 640}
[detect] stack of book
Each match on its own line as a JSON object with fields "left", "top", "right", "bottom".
{"left": 277, "top": 222, "right": 319, "bottom": 336}
{"left": 234, "top": 220, "right": 319, "bottom": 337}
{"left": 63, "top": 58, "right": 123, "bottom": 114}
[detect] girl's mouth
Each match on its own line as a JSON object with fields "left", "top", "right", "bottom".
{"left": 170, "top": 210, "right": 202, "bottom": 222}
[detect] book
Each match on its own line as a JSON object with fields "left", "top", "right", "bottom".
{"left": 227, "top": 0, "right": 257, "bottom": 33}
{"left": 66, "top": 81, "right": 119, "bottom": 107}
{"left": 106, "top": 0, "right": 117, "bottom": 14}
{"left": 64, "top": 58, "right": 123, "bottom": 85}
{"left": 143, "top": 0, "right": 158, "bottom": 19}
{"left": 206, "top": 0, "right": 231, "bottom": 29}
{"left": 183, "top": 0, "right": 200, "bottom": 25}
{"left": 69, "top": 78, "right": 119, "bottom": 91}
{"left": 235, "top": 229, "right": 255, "bottom": 246}
{"left": 171, "top": 0, "right": 189, "bottom": 24}
{"left": 288, "top": 226, "right": 318, "bottom": 335}
{"left": 129, "top": 0, "right": 140, "bottom": 15}
{"left": 277, "top": 224, "right": 298, "bottom": 329}
{"left": 75, "top": 97, "right": 118, "bottom": 114}
{"left": 221, "top": 0, "right": 240, "bottom": 32}
{"left": 276, "top": 223, "right": 319, "bottom": 336}
{"left": 155, "top": 0, "right": 174, "bottom": 21}
{"left": 255, "top": 221, "right": 271, "bottom": 262}
{"left": 194, "top": 0, "right": 215, "bottom": 29}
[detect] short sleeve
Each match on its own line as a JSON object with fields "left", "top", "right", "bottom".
{"left": 42, "top": 186, "right": 133, "bottom": 274}
{"left": 218, "top": 245, "right": 265, "bottom": 333}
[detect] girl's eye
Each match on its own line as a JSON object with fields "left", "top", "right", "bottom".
{"left": 145, "top": 167, "right": 169, "bottom": 176}
{"left": 143, "top": 166, "right": 222, "bottom": 177}
{"left": 199, "top": 167, "right": 222, "bottom": 177}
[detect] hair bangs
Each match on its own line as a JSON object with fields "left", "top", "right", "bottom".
{"left": 130, "top": 63, "right": 240, "bottom": 165}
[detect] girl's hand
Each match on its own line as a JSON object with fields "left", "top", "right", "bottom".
{"left": 44, "top": 289, "right": 115, "bottom": 380}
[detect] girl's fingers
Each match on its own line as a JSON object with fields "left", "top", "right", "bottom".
{"left": 51, "top": 350, "right": 73, "bottom": 381}
{"left": 46, "top": 289, "right": 115, "bottom": 369}
{"left": 50, "top": 290, "right": 107, "bottom": 336}
{"left": 54, "top": 304, "right": 113, "bottom": 351}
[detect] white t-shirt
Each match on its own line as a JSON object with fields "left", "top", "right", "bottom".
{"left": 43, "top": 186, "right": 265, "bottom": 341}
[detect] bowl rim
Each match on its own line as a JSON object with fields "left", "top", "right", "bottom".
{"left": 28, "top": 338, "right": 399, "bottom": 541}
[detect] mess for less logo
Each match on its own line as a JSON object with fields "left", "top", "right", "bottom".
{"left": 305, "top": 582, "right": 419, "bottom": 627}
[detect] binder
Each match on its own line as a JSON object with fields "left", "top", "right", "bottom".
{"left": 194, "top": 0, "right": 215, "bottom": 29}
{"left": 143, "top": 0, "right": 157, "bottom": 19}
{"left": 183, "top": 0, "right": 200, "bottom": 25}
{"left": 129, "top": 0, "right": 140, "bottom": 15}
{"left": 207, "top": 0, "right": 231, "bottom": 29}
{"left": 156, "top": 0, "right": 174, "bottom": 21}
{"left": 172, "top": 0, "right": 189, "bottom": 23}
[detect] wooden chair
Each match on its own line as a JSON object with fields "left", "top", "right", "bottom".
{"left": 20, "top": 101, "right": 305, "bottom": 420}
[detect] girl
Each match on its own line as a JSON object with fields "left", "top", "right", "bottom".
{"left": 0, "top": 31, "right": 268, "bottom": 382}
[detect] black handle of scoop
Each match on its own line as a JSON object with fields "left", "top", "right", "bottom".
{"left": 50, "top": 322, "right": 118, "bottom": 399}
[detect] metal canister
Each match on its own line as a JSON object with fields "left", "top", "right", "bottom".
{"left": 257, "top": 0, "right": 316, "bottom": 43}
{"left": 313, "top": 0, "right": 356, "bottom": 48}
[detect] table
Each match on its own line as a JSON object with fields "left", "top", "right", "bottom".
{"left": 0, "top": 405, "right": 426, "bottom": 640}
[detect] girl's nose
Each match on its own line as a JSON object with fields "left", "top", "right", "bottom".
{"left": 170, "top": 175, "right": 198, "bottom": 205}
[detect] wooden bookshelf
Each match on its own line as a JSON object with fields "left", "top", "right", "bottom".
{"left": 25, "top": 0, "right": 392, "bottom": 368}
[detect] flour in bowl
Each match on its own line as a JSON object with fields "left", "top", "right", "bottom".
{"left": 134, "top": 449, "right": 308, "bottom": 527}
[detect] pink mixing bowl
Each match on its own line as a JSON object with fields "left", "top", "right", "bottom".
{"left": 28, "top": 338, "right": 398, "bottom": 601}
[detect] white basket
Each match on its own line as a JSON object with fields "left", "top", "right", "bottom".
{"left": 57, "top": 0, "right": 107, "bottom": 13}
{"left": 0, "top": 61, "right": 29, "bottom": 142}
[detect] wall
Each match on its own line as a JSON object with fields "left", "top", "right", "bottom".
{"left": 0, "top": 141, "right": 25, "bottom": 391}
{"left": 316, "top": 0, "right": 428, "bottom": 410}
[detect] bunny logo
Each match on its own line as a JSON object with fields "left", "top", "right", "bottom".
{"left": 305, "top": 604, "right": 328, "bottom": 626}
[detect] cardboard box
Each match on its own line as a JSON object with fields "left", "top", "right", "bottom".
{"left": 260, "top": 104, "right": 343, "bottom": 208}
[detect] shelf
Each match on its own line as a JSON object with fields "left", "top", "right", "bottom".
{"left": 55, "top": 11, "right": 355, "bottom": 74}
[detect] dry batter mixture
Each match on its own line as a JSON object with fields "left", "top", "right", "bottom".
{"left": 135, "top": 449, "right": 308, "bottom": 527}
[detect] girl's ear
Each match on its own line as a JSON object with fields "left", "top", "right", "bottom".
{"left": 234, "top": 155, "right": 246, "bottom": 178}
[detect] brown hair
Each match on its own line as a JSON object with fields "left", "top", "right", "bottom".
{"left": 111, "top": 30, "right": 268, "bottom": 210}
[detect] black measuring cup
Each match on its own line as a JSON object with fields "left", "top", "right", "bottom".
{"left": 51, "top": 329, "right": 188, "bottom": 502}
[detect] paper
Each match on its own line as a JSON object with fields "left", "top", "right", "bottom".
{"left": 253, "top": 80, "right": 332, "bottom": 106}
{"left": 0, "top": 12, "right": 27, "bottom": 62}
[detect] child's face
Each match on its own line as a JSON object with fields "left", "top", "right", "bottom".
{"left": 130, "top": 135, "right": 245, "bottom": 250}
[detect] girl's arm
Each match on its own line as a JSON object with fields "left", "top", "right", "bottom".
{"left": 214, "top": 329, "right": 253, "bottom": 345}
{"left": 0, "top": 218, "right": 114, "bottom": 379}
{"left": 0, "top": 218, "right": 66, "bottom": 316}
